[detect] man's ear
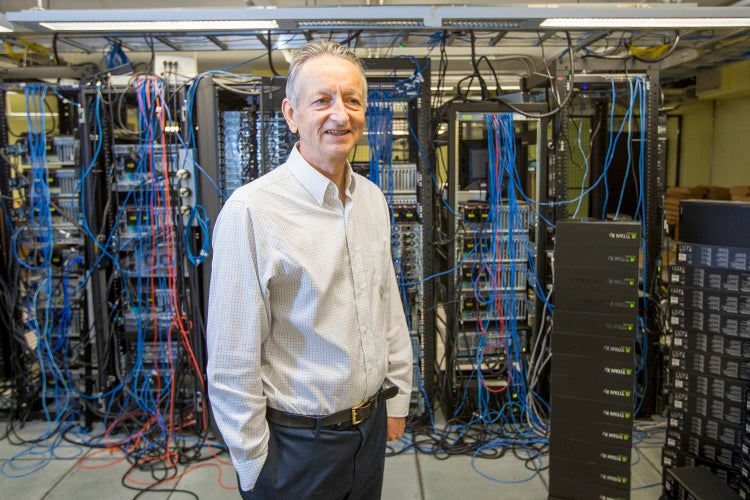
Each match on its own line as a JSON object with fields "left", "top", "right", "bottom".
{"left": 281, "top": 98, "right": 298, "bottom": 134}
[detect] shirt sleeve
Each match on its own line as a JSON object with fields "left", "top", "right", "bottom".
{"left": 206, "top": 197, "right": 270, "bottom": 492}
{"left": 378, "top": 196, "right": 414, "bottom": 418}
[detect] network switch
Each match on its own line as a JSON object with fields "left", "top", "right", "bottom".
{"left": 669, "top": 265, "right": 750, "bottom": 293}
{"left": 676, "top": 242, "right": 750, "bottom": 271}
{"left": 672, "top": 328, "right": 750, "bottom": 358}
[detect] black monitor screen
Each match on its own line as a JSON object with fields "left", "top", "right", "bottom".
{"left": 459, "top": 140, "right": 490, "bottom": 191}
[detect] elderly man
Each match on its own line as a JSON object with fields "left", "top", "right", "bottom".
{"left": 206, "top": 39, "right": 413, "bottom": 499}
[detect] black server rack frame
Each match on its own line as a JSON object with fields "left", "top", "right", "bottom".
{"left": 435, "top": 101, "right": 549, "bottom": 422}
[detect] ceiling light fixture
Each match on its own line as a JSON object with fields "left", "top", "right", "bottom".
{"left": 296, "top": 20, "right": 423, "bottom": 29}
{"left": 540, "top": 17, "right": 750, "bottom": 29}
{"left": 0, "top": 14, "right": 14, "bottom": 32}
{"left": 39, "top": 20, "right": 279, "bottom": 32}
{"left": 6, "top": 5, "right": 750, "bottom": 32}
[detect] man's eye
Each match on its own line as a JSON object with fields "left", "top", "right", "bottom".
{"left": 314, "top": 97, "right": 329, "bottom": 105}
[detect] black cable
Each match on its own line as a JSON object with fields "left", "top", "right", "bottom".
{"left": 146, "top": 35, "right": 155, "bottom": 74}
{"left": 469, "top": 31, "right": 489, "bottom": 101}
{"left": 490, "top": 31, "right": 576, "bottom": 119}
{"left": 475, "top": 55, "right": 501, "bottom": 95}
{"left": 267, "top": 31, "right": 280, "bottom": 77}
{"left": 52, "top": 33, "right": 60, "bottom": 65}
{"left": 341, "top": 30, "right": 363, "bottom": 48}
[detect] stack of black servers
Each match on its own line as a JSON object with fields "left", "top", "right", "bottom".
{"left": 549, "top": 221, "right": 641, "bottom": 500}
{"left": 663, "top": 200, "right": 750, "bottom": 498}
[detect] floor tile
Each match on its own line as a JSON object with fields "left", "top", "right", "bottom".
{"left": 0, "top": 421, "right": 61, "bottom": 460}
{"left": 631, "top": 446, "right": 663, "bottom": 500}
{"left": 419, "top": 453, "right": 548, "bottom": 500}
{"left": 174, "top": 456, "right": 239, "bottom": 499}
{"left": 43, "top": 457, "right": 168, "bottom": 500}
{"left": 383, "top": 452, "right": 421, "bottom": 500}
{"left": 0, "top": 458, "right": 77, "bottom": 499}
{"left": 636, "top": 444, "right": 663, "bottom": 473}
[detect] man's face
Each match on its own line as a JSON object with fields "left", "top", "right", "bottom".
{"left": 282, "top": 54, "right": 366, "bottom": 172}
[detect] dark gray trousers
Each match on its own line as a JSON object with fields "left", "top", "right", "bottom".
{"left": 240, "top": 402, "right": 387, "bottom": 500}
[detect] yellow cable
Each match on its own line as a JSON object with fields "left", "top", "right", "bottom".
{"left": 629, "top": 43, "right": 670, "bottom": 60}
{"left": 3, "top": 37, "right": 51, "bottom": 62}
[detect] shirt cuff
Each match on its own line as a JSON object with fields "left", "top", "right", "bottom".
{"left": 386, "top": 392, "right": 411, "bottom": 418}
{"left": 234, "top": 453, "right": 268, "bottom": 492}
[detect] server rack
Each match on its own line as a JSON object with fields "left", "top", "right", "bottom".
{"left": 0, "top": 84, "right": 93, "bottom": 422}
{"left": 361, "top": 57, "right": 435, "bottom": 418}
{"left": 436, "top": 101, "right": 548, "bottom": 419}
{"left": 78, "top": 77, "right": 209, "bottom": 435}
{"left": 553, "top": 59, "right": 667, "bottom": 417}
{"left": 663, "top": 200, "right": 750, "bottom": 496}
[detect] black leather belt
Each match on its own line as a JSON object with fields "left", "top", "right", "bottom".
{"left": 266, "top": 386, "right": 399, "bottom": 428}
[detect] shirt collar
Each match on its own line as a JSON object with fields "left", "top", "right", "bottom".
{"left": 287, "top": 143, "right": 356, "bottom": 206}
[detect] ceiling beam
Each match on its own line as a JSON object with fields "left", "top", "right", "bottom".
{"left": 488, "top": 31, "right": 507, "bottom": 46}
{"left": 206, "top": 35, "right": 228, "bottom": 50}
{"left": 574, "top": 31, "right": 611, "bottom": 51}
{"left": 156, "top": 35, "right": 180, "bottom": 51}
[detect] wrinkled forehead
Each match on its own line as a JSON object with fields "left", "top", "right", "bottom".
{"left": 298, "top": 55, "right": 367, "bottom": 95}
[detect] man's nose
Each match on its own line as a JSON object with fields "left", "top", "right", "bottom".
{"left": 329, "top": 97, "right": 348, "bottom": 123}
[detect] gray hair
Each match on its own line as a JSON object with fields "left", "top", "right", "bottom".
{"left": 285, "top": 39, "right": 367, "bottom": 108}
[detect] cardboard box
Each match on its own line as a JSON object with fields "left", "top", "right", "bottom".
{"left": 729, "top": 186, "right": 750, "bottom": 202}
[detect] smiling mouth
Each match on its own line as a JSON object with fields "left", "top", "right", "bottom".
{"left": 326, "top": 130, "right": 349, "bottom": 136}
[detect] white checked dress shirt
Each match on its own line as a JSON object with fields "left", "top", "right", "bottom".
{"left": 206, "top": 144, "right": 413, "bottom": 492}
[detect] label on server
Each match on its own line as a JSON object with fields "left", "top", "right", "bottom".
{"left": 670, "top": 264, "right": 750, "bottom": 293}
{"left": 669, "top": 306, "right": 750, "bottom": 338}
{"left": 676, "top": 242, "right": 750, "bottom": 271}
{"left": 669, "top": 285, "right": 750, "bottom": 316}
{"left": 672, "top": 328, "right": 750, "bottom": 358}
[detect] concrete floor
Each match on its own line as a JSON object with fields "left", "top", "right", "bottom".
{"left": 0, "top": 418, "right": 665, "bottom": 499}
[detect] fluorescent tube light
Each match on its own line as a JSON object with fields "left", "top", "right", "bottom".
{"left": 0, "top": 14, "right": 13, "bottom": 32}
{"left": 39, "top": 20, "right": 279, "bottom": 31}
{"left": 541, "top": 17, "right": 750, "bottom": 29}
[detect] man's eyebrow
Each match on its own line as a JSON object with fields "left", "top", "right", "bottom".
{"left": 307, "top": 89, "right": 363, "bottom": 101}
{"left": 341, "top": 89, "right": 364, "bottom": 98}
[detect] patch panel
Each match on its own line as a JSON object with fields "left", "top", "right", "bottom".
{"left": 17, "top": 134, "right": 78, "bottom": 166}
{"left": 460, "top": 231, "right": 528, "bottom": 262}
{"left": 113, "top": 143, "right": 180, "bottom": 190}
{"left": 460, "top": 262, "right": 527, "bottom": 291}
{"left": 459, "top": 291, "right": 528, "bottom": 322}
{"left": 377, "top": 162, "right": 418, "bottom": 193}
